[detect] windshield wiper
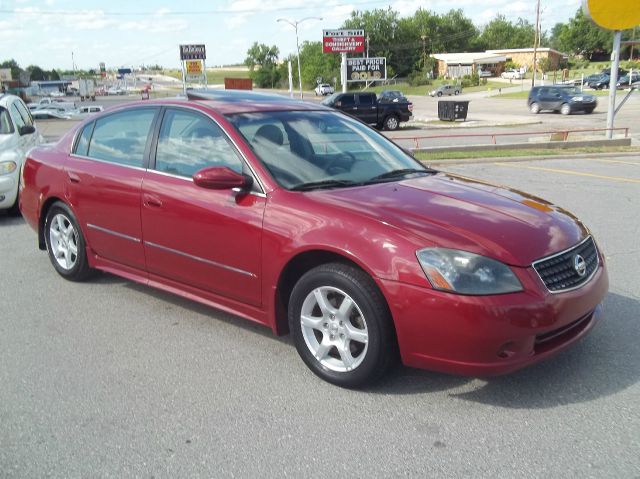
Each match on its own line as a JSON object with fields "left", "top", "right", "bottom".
{"left": 290, "top": 179, "right": 359, "bottom": 191}
{"left": 365, "top": 168, "right": 434, "bottom": 184}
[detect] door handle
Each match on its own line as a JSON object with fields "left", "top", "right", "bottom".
{"left": 143, "top": 193, "right": 163, "bottom": 208}
{"left": 67, "top": 172, "right": 80, "bottom": 183}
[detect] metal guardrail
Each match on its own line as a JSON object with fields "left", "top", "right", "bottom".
{"left": 391, "top": 127, "right": 630, "bottom": 149}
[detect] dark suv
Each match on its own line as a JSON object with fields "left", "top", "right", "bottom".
{"left": 528, "top": 86, "right": 597, "bottom": 115}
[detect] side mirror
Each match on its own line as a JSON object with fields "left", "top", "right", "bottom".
{"left": 19, "top": 125, "right": 36, "bottom": 136}
{"left": 193, "top": 166, "right": 253, "bottom": 190}
{"left": 335, "top": 101, "right": 342, "bottom": 107}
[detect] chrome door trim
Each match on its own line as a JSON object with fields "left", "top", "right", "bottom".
{"left": 87, "top": 223, "right": 141, "bottom": 243}
{"left": 144, "top": 241, "right": 257, "bottom": 278}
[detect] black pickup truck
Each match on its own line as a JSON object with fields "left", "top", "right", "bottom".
{"left": 321, "top": 91, "right": 412, "bottom": 131}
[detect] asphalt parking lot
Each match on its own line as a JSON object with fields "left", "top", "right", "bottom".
{"left": 1, "top": 155, "right": 638, "bottom": 477}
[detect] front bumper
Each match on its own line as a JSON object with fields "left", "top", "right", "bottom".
{"left": 380, "top": 262, "right": 608, "bottom": 376}
{"left": 0, "top": 173, "right": 18, "bottom": 210}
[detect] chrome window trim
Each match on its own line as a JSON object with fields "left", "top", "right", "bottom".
{"left": 144, "top": 241, "right": 257, "bottom": 278}
{"left": 87, "top": 223, "right": 141, "bottom": 243}
{"left": 531, "top": 236, "right": 599, "bottom": 294}
{"left": 68, "top": 153, "right": 147, "bottom": 172}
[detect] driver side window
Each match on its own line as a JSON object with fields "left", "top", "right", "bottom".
{"left": 155, "top": 109, "right": 243, "bottom": 178}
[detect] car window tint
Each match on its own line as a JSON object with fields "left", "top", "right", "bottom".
{"left": 14, "top": 99, "right": 34, "bottom": 127}
{"left": 359, "top": 95, "right": 374, "bottom": 106}
{"left": 0, "top": 107, "right": 13, "bottom": 134}
{"left": 340, "top": 95, "right": 355, "bottom": 106}
{"left": 87, "top": 109, "right": 155, "bottom": 167}
{"left": 155, "top": 109, "right": 242, "bottom": 177}
{"left": 74, "top": 122, "right": 95, "bottom": 157}
{"left": 10, "top": 103, "right": 26, "bottom": 129}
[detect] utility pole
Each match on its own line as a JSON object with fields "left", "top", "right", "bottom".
{"left": 421, "top": 34, "right": 427, "bottom": 69}
{"left": 277, "top": 17, "right": 322, "bottom": 99}
{"left": 531, "top": 0, "right": 541, "bottom": 87}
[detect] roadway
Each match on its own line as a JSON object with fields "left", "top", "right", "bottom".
{"left": 1, "top": 155, "right": 639, "bottom": 477}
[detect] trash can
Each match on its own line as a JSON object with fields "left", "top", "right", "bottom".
{"left": 438, "top": 100, "right": 469, "bottom": 121}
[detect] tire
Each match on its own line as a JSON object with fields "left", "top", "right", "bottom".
{"left": 586, "top": 108, "right": 595, "bottom": 114}
{"left": 7, "top": 194, "right": 21, "bottom": 217}
{"left": 44, "top": 202, "right": 93, "bottom": 281}
{"left": 288, "top": 263, "right": 396, "bottom": 388}
{"left": 437, "top": 91, "right": 442, "bottom": 97}
{"left": 560, "top": 103, "right": 571, "bottom": 115}
{"left": 383, "top": 115, "right": 399, "bottom": 131}
{"left": 454, "top": 90, "right": 460, "bottom": 95}
{"left": 529, "top": 102, "right": 541, "bottom": 114}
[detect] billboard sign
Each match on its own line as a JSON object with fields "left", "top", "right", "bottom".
{"left": 185, "top": 60, "right": 204, "bottom": 82}
{"left": 323, "top": 29, "right": 365, "bottom": 53}
{"left": 0, "top": 68, "right": 12, "bottom": 82}
{"left": 346, "top": 57, "right": 386, "bottom": 81}
{"left": 180, "top": 44, "right": 207, "bottom": 60}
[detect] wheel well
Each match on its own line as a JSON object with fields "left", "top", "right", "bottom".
{"left": 274, "top": 250, "right": 387, "bottom": 336}
{"left": 38, "top": 197, "right": 64, "bottom": 250}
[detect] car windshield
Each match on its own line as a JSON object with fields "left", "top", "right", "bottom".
{"left": 226, "top": 110, "right": 432, "bottom": 190}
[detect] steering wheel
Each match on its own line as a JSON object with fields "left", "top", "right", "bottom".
{"left": 324, "top": 151, "right": 358, "bottom": 175}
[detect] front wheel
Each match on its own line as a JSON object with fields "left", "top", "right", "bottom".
{"left": 383, "top": 115, "right": 399, "bottom": 131}
{"left": 560, "top": 103, "right": 571, "bottom": 115}
{"left": 585, "top": 108, "right": 595, "bottom": 114}
{"left": 454, "top": 90, "right": 460, "bottom": 95}
{"left": 288, "top": 263, "right": 396, "bottom": 388}
{"left": 44, "top": 202, "right": 93, "bottom": 281}
{"left": 530, "top": 102, "right": 541, "bottom": 114}
{"left": 437, "top": 91, "right": 443, "bottom": 97}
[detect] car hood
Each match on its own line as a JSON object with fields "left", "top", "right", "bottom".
{"left": 311, "top": 173, "right": 588, "bottom": 267}
{"left": 0, "top": 134, "right": 17, "bottom": 150}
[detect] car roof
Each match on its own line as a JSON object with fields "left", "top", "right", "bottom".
{"left": 183, "top": 89, "right": 330, "bottom": 114}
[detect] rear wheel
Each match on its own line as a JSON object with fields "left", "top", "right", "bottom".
{"left": 437, "top": 91, "right": 443, "bottom": 97}
{"left": 585, "top": 108, "right": 595, "bottom": 114}
{"left": 529, "top": 102, "right": 541, "bottom": 114}
{"left": 454, "top": 90, "right": 460, "bottom": 95}
{"left": 44, "top": 202, "right": 93, "bottom": 281}
{"left": 560, "top": 103, "right": 571, "bottom": 115}
{"left": 288, "top": 263, "right": 396, "bottom": 388}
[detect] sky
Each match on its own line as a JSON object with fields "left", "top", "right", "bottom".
{"left": 0, "top": 0, "right": 582, "bottom": 71}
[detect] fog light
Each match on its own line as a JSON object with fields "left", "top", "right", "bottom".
{"left": 497, "top": 342, "right": 516, "bottom": 359}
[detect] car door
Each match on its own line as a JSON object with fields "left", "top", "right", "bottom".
{"left": 141, "top": 107, "right": 265, "bottom": 306}
{"left": 336, "top": 94, "right": 357, "bottom": 118}
{"left": 356, "top": 93, "right": 378, "bottom": 124}
{"left": 65, "top": 107, "right": 159, "bottom": 271}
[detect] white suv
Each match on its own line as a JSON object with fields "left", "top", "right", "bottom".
{"left": 501, "top": 69, "right": 524, "bottom": 80}
{"left": 0, "top": 94, "right": 44, "bottom": 215}
{"left": 314, "top": 83, "right": 334, "bottom": 96}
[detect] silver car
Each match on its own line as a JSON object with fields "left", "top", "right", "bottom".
{"left": 0, "top": 94, "right": 44, "bottom": 215}
{"left": 429, "top": 84, "right": 462, "bottom": 97}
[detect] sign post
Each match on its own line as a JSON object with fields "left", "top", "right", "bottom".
{"left": 582, "top": 0, "right": 640, "bottom": 139}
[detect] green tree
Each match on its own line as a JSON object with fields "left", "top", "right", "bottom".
{"left": 27, "top": 65, "right": 47, "bottom": 81}
{"left": 479, "top": 15, "right": 536, "bottom": 50}
{"left": 294, "top": 41, "right": 341, "bottom": 89}
{"left": 555, "top": 8, "right": 612, "bottom": 59}
{"left": 244, "top": 42, "right": 281, "bottom": 88}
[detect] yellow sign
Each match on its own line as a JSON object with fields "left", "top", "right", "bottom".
{"left": 582, "top": 0, "right": 640, "bottom": 31}
{"left": 185, "top": 60, "right": 203, "bottom": 75}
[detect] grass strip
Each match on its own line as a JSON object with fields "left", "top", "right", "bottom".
{"left": 414, "top": 146, "right": 639, "bottom": 162}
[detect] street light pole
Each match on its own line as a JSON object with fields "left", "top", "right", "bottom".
{"left": 277, "top": 17, "right": 322, "bottom": 99}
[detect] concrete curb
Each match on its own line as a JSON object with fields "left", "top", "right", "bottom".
{"left": 422, "top": 149, "right": 640, "bottom": 166}
{"left": 413, "top": 138, "right": 632, "bottom": 154}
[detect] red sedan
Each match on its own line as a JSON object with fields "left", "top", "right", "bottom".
{"left": 20, "top": 91, "right": 608, "bottom": 388}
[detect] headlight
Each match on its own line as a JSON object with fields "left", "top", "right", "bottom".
{"left": 0, "top": 161, "right": 17, "bottom": 176}
{"left": 416, "top": 248, "right": 523, "bottom": 295}
{"left": 572, "top": 96, "right": 584, "bottom": 101}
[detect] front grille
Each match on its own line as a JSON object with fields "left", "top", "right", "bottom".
{"left": 533, "top": 236, "right": 598, "bottom": 292}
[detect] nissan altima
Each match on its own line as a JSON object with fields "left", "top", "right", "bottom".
{"left": 20, "top": 91, "right": 608, "bottom": 388}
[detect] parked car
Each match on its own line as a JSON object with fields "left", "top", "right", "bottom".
{"left": 0, "top": 94, "right": 43, "bottom": 214}
{"left": 28, "top": 97, "right": 76, "bottom": 111}
{"left": 477, "top": 69, "right": 493, "bottom": 78}
{"left": 321, "top": 91, "right": 412, "bottom": 130}
{"left": 314, "top": 83, "right": 334, "bottom": 96}
{"left": 429, "top": 84, "right": 461, "bottom": 97}
{"left": 528, "top": 85, "right": 597, "bottom": 115}
{"left": 20, "top": 92, "right": 608, "bottom": 387}
{"left": 106, "top": 86, "right": 125, "bottom": 96}
{"left": 65, "top": 105, "right": 104, "bottom": 120}
{"left": 617, "top": 72, "right": 640, "bottom": 89}
{"left": 586, "top": 74, "right": 610, "bottom": 90}
{"left": 501, "top": 69, "right": 523, "bottom": 80}
{"left": 601, "top": 67, "right": 627, "bottom": 77}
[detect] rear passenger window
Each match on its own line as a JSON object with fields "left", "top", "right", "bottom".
{"left": 74, "top": 122, "right": 94, "bottom": 157}
{"left": 359, "top": 95, "right": 375, "bottom": 106}
{"left": 87, "top": 109, "right": 156, "bottom": 167}
{"left": 340, "top": 95, "right": 355, "bottom": 106}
